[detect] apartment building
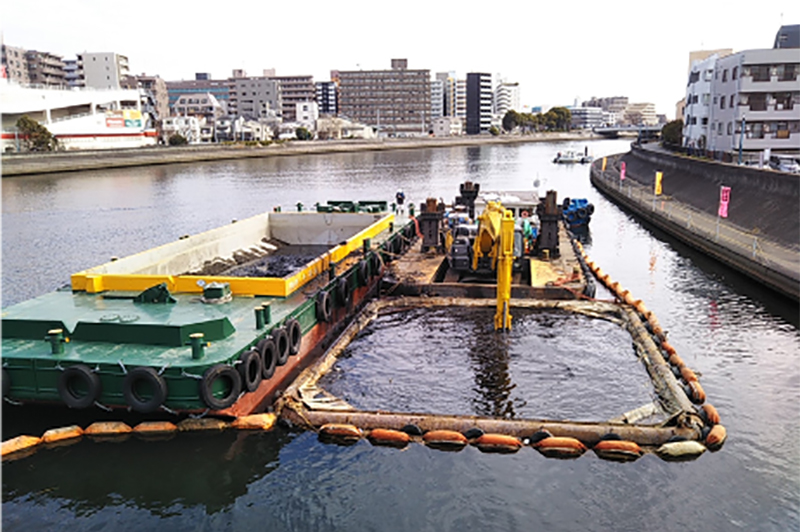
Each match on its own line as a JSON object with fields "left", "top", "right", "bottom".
{"left": 271, "top": 75, "right": 314, "bottom": 122}
{"left": 466, "top": 72, "right": 492, "bottom": 134}
{"left": 121, "top": 74, "right": 169, "bottom": 119}
{"left": 431, "top": 79, "right": 444, "bottom": 119}
{"left": 683, "top": 54, "right": 721, "bottom": 149}
{"left": 455, "top": 79, "right": 466, "bottom": 119}
{"left": 337, "top": 59, "right": 431, "bottom": 136}
{"left": 570, "top": 106, "right": 604, "bottom": 129}
{"left": 315, "top": 81, "right": 337, "bottom": 115}
{"left": 233, "top": 77, "right": 281, "bottom": 119}
{"left": 436, "top": 72, "right": 457, "bottom": 117}
{"left": 79, "top": 52, "right": 129, "bottom": 89}
{"left": 494, "top": 81, "right": 520, "bottom": 117}
{"left": 1, "top": 44, "right": 30, "bottom": 84}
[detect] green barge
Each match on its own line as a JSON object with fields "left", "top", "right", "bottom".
{"left": 1, "top": 202, "right": 417, "bottom": 417}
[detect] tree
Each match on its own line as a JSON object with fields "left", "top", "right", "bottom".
{"left": 661, "top": 119, "right": 683, "bottom": 148}
{"left": 489, "top": 126, "right": 500, "bottom": 136}
{"left": 16, "top": 115, "right": 59, "bottom": 151}
{"left": 168, "top": 133, "right": 188, "bottom": 146}
{"left": 295, "top": 127, "right": 313, "bottom": 140}
{"left": 502, "top": 110, "right": 520, "bottom": 132}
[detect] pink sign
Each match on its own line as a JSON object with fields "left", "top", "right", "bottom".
{"left": 620, "top": 161, "right": 626, "bottom": 181}
{"left": 718, "top": 186, "right": 731, "bottom": 218}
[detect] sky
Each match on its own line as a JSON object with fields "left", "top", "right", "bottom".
{"left": 2, "top": 0, "right": 798, "bottom": 118}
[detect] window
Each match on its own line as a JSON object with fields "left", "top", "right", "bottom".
{"left": 727, "top": 122, "right": 732, "bottom": 135}
{"left": 777, "top": 64, "right": 798, "bottom": 81}
{"left": 749, "top": 93, "right": 767, "bottom": 111}
{"left": 722, "top": 69, "right": 728, "bottom": 82}
{"left": 732, "top": 66, "right": 738, "bottom": 80}
{"left": 730, "top": 94, "right": 735, "bottom": 107}
{"left": 751, "top": 65, "right": 770, "bottom": 82}
{"left": 718, "top": 122, "right": 723, "bottom": 134}
{"left": 702, "top": 117, "right": 708, "bottom": 125}
{"left": 721, "top": 97, "right": 725, "bottom": 109}
{"left": 774, "top": 92, "right": 793, "bottom": 110}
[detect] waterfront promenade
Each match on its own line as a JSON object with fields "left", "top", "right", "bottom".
{"left": 591, "top": 151, "right": 799, "bottom": 301}
{"left": 1, "top": 132, "right": 599, "bottom": 177}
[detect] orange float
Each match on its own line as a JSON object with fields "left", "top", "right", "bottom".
{"left": 475, "top": 433, "right": 523, "bottom": 453}
{"left": 41, "top": 425, "right": 84, "bottom": 444}
{"left": 705, "top": 424, "right": 727, "bottom": 451}
{"left": 702, "top": 404, "right": 721, "bottom": 425}
{"left": 368, "top": 428, "right": 411, "bottom": 448}
{"left": 592, "top": 440, "right": 643, "bottom": 462}
{"left": 534, "top": 436, "right": 587, "bottom": 459}
{"left": 423, "top": 430, "right": 468, "bottom": 450}
{"left": 319, "top": 423, "right": 363, "bottom": 443}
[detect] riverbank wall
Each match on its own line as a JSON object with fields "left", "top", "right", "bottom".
{"left": 591, "top": 146, "right": 799, "bottom": 301}
{"left": 1, "top": 132, "right": 599, "bottom": 177}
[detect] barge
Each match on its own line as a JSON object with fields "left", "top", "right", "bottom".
{"left": 1, "top": 201, "right": 415, "bottom": 418}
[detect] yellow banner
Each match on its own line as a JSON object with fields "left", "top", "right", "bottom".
{"left": 655, "top": 171, "right": 663, "bottom": 196}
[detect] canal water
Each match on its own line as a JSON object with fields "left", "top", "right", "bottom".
{"left": 3, "top": 139, "right": 798, "bottom": 531}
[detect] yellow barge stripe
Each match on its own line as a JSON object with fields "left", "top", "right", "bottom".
{"left": 71, "top": 214, "right": 394, "bottom": 297}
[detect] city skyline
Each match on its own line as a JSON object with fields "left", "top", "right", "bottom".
{"left": 1, "top": 0, "right": 797, "bottom": 116}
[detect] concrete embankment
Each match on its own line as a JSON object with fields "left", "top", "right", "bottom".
{"left": 1, "top": 132, "right": 599, "bottom": 177}
{"left": 591, "top": 146, "right": 799, "bottom": 301}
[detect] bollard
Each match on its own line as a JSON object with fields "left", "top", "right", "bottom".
{"left": 328, "top": 262, "right": 336, "bottom": 282}
{"left": 190, "top": 333, "right": 205, "bottom": 360}
{"left": 391, "top": 202, "right": 397, "bottom": 213}
{"left": 46, "top": 329, "right": 66, "bottom": 355}
{"left": 362, "top": 238, "right": 371, "bottom": 255}
{"left": 255, "top": 306, "right": 265, "bottom": 329}
{"left": 296, "top": 202, "right": 303, "bottom": 212}
{"left": 389, "top": 222, "right": 394, "bottom": 233}
{"left": 262, "top": 303, "right": 271, "bottom": 324}
{"left": 409, "top": 204, "right": 415, "bottom": 217}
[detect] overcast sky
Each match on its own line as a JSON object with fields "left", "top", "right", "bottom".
{"left": 2, "top": 0, "right": 797, "bottom": 118}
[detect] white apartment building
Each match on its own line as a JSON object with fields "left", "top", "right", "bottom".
{"left": 493, "top": 81, "right": 520, "bottom": 117}
{"left": 623, "top": 102, "right": 658, "bottom": 126}
{"left": 455, "top": 79, "right": 467, "bottom": 119}
{"left": 436, "top": 72, "right": 457, "bottom": 117}
{"left": 234, "top": 77, "right": 281, "bottom": 120}
{"left": 296, "top": 101, "right": 319, "bottom": 127}
{"left": 431, "top": 79, "right": 444, "bottom": 120}
{"left": 683, "top": 54, "right": 721, "bottom": 149}
{"left": 79, "top": 52, "right": 129, "bottom": 89}
{"left": 570, "top": 106, "right": 604, "bottom": 129}
{"left": 708, "top": 47, "right": 800, "bottom": 154}
{"left": 432, "top": 116, "right": 463, "bottom": 137}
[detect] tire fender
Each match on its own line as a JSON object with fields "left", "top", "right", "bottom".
{"left": 199, "top": 364, "right": 242, "bottom": 410}
{"left": 58, "top": 364, "right": 102, "bottom": 409}
{"left": 123, "top": 366, "right": 168, "bottom": 413}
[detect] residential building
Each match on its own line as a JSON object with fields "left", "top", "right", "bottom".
{"left": 316, "top": 116, "right": 376, "bottom": 140}
{"left": 570, "top": 106, "right": 604, "bottom": 129}
{"left": 121, "top": 74, "right": 169, "bottom": 120}
{"left": 1, "top": 44, "right": 31, "bottom": 84}
{"left": 161, "top": 116, "right": 202, "bottom": 144}
{"left": 431, "top": 79, "right": 444, "bottom": 119}
{"left": 466, "top": 72, "right": 492, "bottom": 134}
{"left": 296, "top": 101, "right": 319, "bottom": 127}
{"left": 63, "top": 59, "right": 83, "bottom": 87}
{"left": 432, "top": 116, "right": 463, "bottom": 137}
{"left": 774, "top": 24, "right": 799, "bottom": 49}
{"left": 315, "top": 81, "right": 338, "bottom": 115}
{"left": 233, "top": 77, "right": 281, "bottom": 119}
{"left": 708, "top": 38, "right": 800, "bottom": 154}
{"left": 171, "top": 92, "right": 225, "bottom": 124}
{"left": 493, "top": 81, "right": 520, "bottom": 117}
{"left": 271, "top": 75, "right": 314, "bottom": 122}
{"left": 79, "top": 52, "right": 129, "bottom": 89}
{"left": 436, "top": 72, "right": 457, "bottom": 117}
{"left": 682, "top": 54, "right": 719, "bottom": 149}
{"left": 688, "top": 49, "right": 733, "bottom": 72}
{"left": 582, "top": 96, "right": 629, "bottom": 120}
{"left": 167, "top": 75, "right": 234, "bottom": 116}
{"left": 26, "top": 50, "right": 65, "bottom": 86}
{"left": 337, "top": 59, "right": 431, "bottom": 136}
{"left": 623, "top": 102, "right": 658, "bottom": 126}
{"left": 455, "top": 79, "right": 466, "bottom": 118}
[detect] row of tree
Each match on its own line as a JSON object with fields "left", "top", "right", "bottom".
{"left": 502, "top": 108, "right": 572, "bottom": 133}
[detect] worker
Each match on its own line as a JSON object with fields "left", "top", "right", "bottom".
{"left": 395, "top": 190, "right": 406, "bottom": 213}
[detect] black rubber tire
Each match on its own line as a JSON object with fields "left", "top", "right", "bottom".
{"left": 273, "top": 327, "right": 290, "bottom": 366}
{"left": 286, "top": 318, "right": 302, "bottom": 356}
{"left": 199, "top": 364, "right": 242, "bottom": 410}
{"left": 58, "top": 364, "right": 102, "bottom": 409}
{"left": 337, "top": 276, "right": 350, "bottom": 306}
{"left": 123, "top": 367, "right": 168, "bottom": 413}
{"left": 237, "top": 349, "right": 262, "bottom": 393}
{"left": 316, "top": 291, "right": 332, "bottom": 322}
{"left": 577, "top": 207, "right": 588, "bottom": 220}
{"left": 257, "top": 338, "right": 277, "bottom": 379}
{"left": 358, "top": 260, "right": 369, "bottom": 285}
{"left": 370, "top": 253, "right": 381, "bottom": 277}
{"left": 2, "top": 368, "right": 10, "bottom": 399}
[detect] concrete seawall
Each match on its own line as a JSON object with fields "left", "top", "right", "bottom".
{"left": 591, "top": 150, "right": 799, "bottom": 301}
{"left": 1, "top": 133, "right": 599, "bottom": 177}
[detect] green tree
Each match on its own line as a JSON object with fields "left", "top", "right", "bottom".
{"left": 168, "top": 133, "right": 188, "bottom": 146}
{"left": 489, "top": 125, "right": 500, "bottom": 136}
{"left": 295, "top": 127, "right": 313, "bottom": 140}
{"left": 660, "top": 119, "right": 683, "bottom": 148}
{"left": 544, "top": 107, "right": 572, "bottom": 131}
{"left": 502, "top": 110, "right": 520, "bottom": 132}
{"left": 15, "top": 115, "right": 59, "bottom": 151}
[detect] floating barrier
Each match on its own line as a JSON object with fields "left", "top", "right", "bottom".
{"left": 368, "top": 428, "right": 411, "bottom": 448}
{"left": 423, "top": 430, "right": 468, "bottom": 450}
{"left": 705, "top": 424, "right": 727, "bottom": 451}
{"left": 318, "top": 423, "right": 363, "bottom": 444}
{"left": 474, "top": 433, "right": 522, "bottom": 454}
{"left": 592, "top": 439, "right": 644, "bottom": 462}
{"left": 534, "top": 437, "right": 587, "bottom": 459}
{"left": 41, "top": 425, "right": 84, "bottom": 444}
{"left": 231, "top": 413, "right": 277, "bottom": 430}
{"left": 656, "top": 440, "right": 707, "bottom": 461}
{"left": 2, "top": 435, "right": 42, "bottom": 459}
{"left": 133, "top": 421, "right": 179, "bottom": 435}
{"left": 701, "top": 404, "right": 721, "bottom": 425}
{"left": 84, "top": 421, "right": 133, "bottom": 436}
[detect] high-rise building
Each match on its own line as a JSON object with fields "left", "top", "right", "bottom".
{"left": 26, "top": 50, "right": 65, "bottom": 86}
{"left": 315, "top": 81, "right": 338, "bottom": 115}
{"left": 166, "top": 75, "right": 234, "bottom": 115}
{"left": 493, "top": 81, "right": 520, "bottom": 117}
{"left": 455, "top": 79, "right": 467, "bottom": 119}
{"left": 79, "top": 52, "right": 129, "bottom": 89}
{"left": 233, "top": 77, "right": 281, "bottom": 119}
{"left": 682, "top": 54, "right": 720, "bottom": 149}
{"left": 436, "top": 72, "right": 457, "bottom": 117}
{"left": 338, "top": 59, "right": 431, "bottom": 136}
{"left": 466, "top": 72, "right": 492, "bottom": 134}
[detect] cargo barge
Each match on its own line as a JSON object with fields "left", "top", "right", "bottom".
{"left": 1, "top": 201, "right": 413, "bottom": 418}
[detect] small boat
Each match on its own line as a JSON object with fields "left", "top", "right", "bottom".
{"left": 553, "top": 150, "right": 593, "bottom": 164}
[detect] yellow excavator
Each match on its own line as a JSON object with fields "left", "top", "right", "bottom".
{"left": 471, "top": 201, "right": 515, "bottom": 331}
